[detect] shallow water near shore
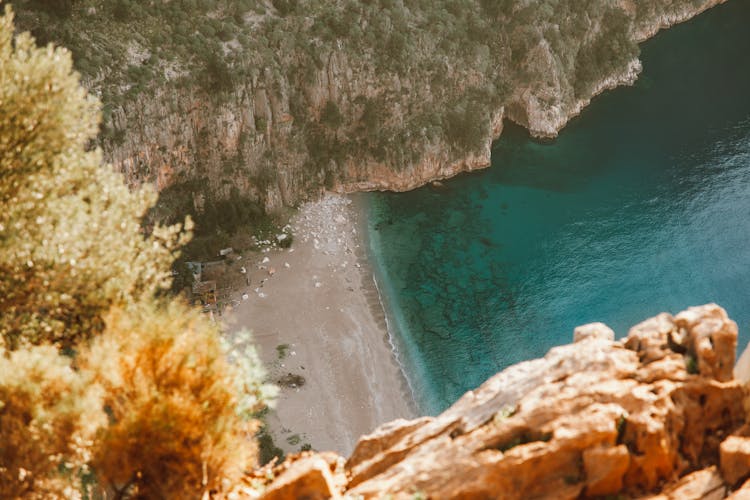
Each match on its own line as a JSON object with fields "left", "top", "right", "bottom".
{"left": 365, "top": 0, "right": 750, "bottom": 414}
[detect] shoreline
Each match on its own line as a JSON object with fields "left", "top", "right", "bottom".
{"left": 350, "top": 194, "right": 420, "bottom": 414}
{"left": 352, "top": 193, "right": 426, "bottom": 413}
{"left": 223, "top": 193, "right": 416, "bottom": 456}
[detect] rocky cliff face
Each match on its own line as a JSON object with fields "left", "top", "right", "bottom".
{"left": 252, "top": 304, "right": 750, "bottom": 499}
{"left": 89, "top": 0, "right": 727, "bottom": 220}
{"left": 503, "top": 0, "right": 729, "bottom": 139}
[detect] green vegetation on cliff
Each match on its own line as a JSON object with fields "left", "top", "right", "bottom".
{"left": 9, "top": 0, "right": 717, "bottom": 231}
{"left": 15, "top": 0, "right": 638, "bottom": 149}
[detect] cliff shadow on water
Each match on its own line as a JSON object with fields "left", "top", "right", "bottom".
{"left": 366, "top": 0, "right": 750, "bottom": 414}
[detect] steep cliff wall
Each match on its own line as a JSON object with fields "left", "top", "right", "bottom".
{"left": 253, "top": 304, "right": 750, "bottom": 499}
{"left": 14, "top": 0, "right": 729, "bottom": 222}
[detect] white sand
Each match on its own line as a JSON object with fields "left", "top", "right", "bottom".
{"left": 224, "top": 194, "right": 415, "bottom": 456}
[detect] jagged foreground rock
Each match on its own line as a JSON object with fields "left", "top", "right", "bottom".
{"left": 254, "top": 304, "right": 750, "bottom": 499}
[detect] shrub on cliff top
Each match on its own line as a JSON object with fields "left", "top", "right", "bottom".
{"left": 84, "top": 304, "right": 273, "bottom": 497}
{"left": 0, "top": 5, "right": 189, "bottom": 348}
{"left": 0, "top": 7, "right": 274, "bottom": 497}
{"left": 0, "top": 343, "right": 105, "bottom": 498}
{"left": 444, "top": 99, "right": 489, "bottom": 153}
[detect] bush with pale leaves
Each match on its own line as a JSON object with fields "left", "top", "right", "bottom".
{"left": 0, "top": 7, "right": 274, "bottom": 498}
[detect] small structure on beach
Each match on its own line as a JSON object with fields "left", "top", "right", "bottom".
{"left": 192, "top": 280, "right": 217, "bottom": 310}
{"left": 186, "top": 261, "right": 203, "bottom": 282}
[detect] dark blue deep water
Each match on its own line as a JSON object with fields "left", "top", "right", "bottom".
{"left": 365, "top": 0, "right": 750, "bottom": 414}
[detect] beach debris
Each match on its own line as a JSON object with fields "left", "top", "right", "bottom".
{"left": 287, "top": 434, "right": 302, "bottom": 446}
{"left": 277, "top": 232, "right": 294, "bottom": 248}
{"left": 262, "top": 256, "right": 270, "bottom": 264}
{"left": 242, "top": 293, "right": 249, "bottom": 300}
{"left": 276, "top": 344, "right": 291, "bottom": 359}
{"left": 355, "top": 262, "right": 361, "bottom": 268}
{"left": 219, "top": 247, "right": 233, "bottom": 257}
{"left": 240, "top": 266, "right": 247, "bottom": 274}
{"left": 258, "top": 292, "right": 267, "bottom": 298}
{"left": 276, "top": 372, "right": 306, "bottom": 389}
{"left": 284, "top": 262, "right": 291, "bottom": 268}
{"left": 268, "top": 267, "right": 276, "bottom": 276}
{"left": 315, "top": 282, "right": 322, "bottom": 288}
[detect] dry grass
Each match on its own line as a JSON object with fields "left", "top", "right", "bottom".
{"left": 84, "top": 303, "right": 264, "bottom": 498}
{"left": 0, "top": 344, "right": 104, "bottom": 499}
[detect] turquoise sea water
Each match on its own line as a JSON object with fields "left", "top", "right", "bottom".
{"left": 365, "top": 0, "right": 750, "bottom": 414}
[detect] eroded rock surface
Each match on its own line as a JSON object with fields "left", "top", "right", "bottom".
{"left": 257, "top": 304, "right": 750, "bottom": 499}
{"left": 574, "top": 322, "right": 616, "bottom": 343}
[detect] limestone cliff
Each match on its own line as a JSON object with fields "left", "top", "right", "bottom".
{"left": 252, "top": 304, "right": 750, "bottom": 499}
{"left": 14, "top": 0, "right": 729, "bottom": 221}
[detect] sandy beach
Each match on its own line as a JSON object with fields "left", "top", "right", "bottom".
{"left": 223, "top": 194, "right": 415, "bottom": 456}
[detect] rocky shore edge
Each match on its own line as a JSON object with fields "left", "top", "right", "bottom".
{"left": 335, "top": 0, "right": 728, "bottom": 195}
{"left": 247, "top": 304, "right": 750, "bottom": 499}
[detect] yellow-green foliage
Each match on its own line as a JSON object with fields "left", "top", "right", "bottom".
{"left": 0, "top": 7, "right": 275, "bottom": 498}
{"left": 0, "top": 5, "right": 189, "bottom": 348}
{"left": 0, "top": 344, "right": 105, "bottom": 499}
{"left": 85, "top": 304, "right": 268, "bottom": 498}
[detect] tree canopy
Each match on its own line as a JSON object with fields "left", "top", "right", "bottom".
{"left": 0, "top": 7, "right": 274, "bottom": 497}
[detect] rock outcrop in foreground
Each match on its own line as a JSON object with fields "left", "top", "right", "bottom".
{"left": 254, "top": 304, "right": 750, "bottom": 499}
